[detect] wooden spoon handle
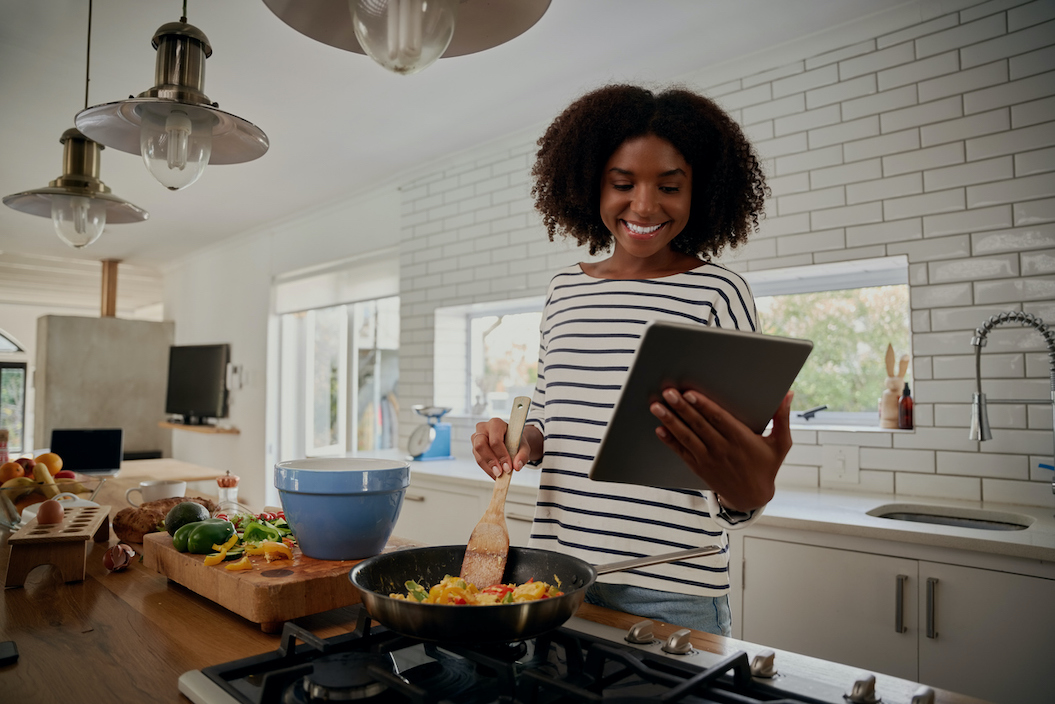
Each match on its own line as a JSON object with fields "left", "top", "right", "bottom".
{"left": 486, "top": 396, "right": 531, "bottom": 513}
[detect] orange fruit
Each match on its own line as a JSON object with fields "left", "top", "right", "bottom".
{"left": 0, "top": 461, "right": 25, "bottom": 483}
{"left": 34, "top": 452, "right": 63, "bottom": 476}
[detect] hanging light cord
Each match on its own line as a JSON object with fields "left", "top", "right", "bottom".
{"left": 181, "top": 0, "right": 188, "bottom": 24}
{"left": 84, "top": 0, "right": 92, "bottom": 110}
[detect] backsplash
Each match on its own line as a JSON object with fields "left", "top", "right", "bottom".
{"left": 396, "top": 0, "right": 1055, "bottom": 507}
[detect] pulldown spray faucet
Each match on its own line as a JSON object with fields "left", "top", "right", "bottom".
{"left": 969, "top": 311, "right": 1055, "bottom": 497}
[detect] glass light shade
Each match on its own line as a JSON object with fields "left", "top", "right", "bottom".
{"left": 352, "top": 0, "right": 459, "bottom": 75}
{"left": 51, "top": 194, "right": 106, "bottom": 248}
{"left": 139, "top": 107, "right": 213, "bottom": 190}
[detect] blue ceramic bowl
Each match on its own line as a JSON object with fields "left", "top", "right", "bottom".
{"left": 274, "top": 458, "right": 410, "bottom": 560}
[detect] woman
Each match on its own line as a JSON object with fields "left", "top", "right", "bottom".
{"left": 470, "top": 84, "right": 793, "bottom": 636}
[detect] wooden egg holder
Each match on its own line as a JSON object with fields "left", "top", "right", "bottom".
{"left": 4, "top": 504, "right": 111, "bottom": 588}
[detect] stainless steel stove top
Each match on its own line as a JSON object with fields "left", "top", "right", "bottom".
{"left": 179, "top": 610, "right": 938, "bottom": 704}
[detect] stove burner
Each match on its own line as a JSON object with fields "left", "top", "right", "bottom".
{"left": 287, "top": 652, "right": 392, "bottom": 702}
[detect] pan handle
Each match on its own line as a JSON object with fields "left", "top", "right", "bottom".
{"left": 594, "top": 545, "right": 724, "bottom": 575}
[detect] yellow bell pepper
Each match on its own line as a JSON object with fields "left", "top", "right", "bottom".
{"left": 244, "top": 540, "right": 293, "bottom": 562}
{"left": 225, "top": 555, "right": 252, "bottom": 571}
{"left": 203, "top": 548, "right": 228, "bottom": 566}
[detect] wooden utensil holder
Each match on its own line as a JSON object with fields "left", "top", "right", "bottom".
{"left": 4, "top": 504, "right": 111, "bottom": 587}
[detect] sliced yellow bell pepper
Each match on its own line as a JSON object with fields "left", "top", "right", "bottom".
{"left": 244, "top": 540, "right": 293, "bottom": 561}
{"left": 214, "top": 533, "right": 239, "bottom": 552}
{"left": 225, "top": 555, "right": 252, "bottom": 571}
{"left": 203, "top": 547, "right": 228, "bottom": 566}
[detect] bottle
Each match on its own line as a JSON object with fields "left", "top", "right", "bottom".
{"left": 898, "top": 382, "right": 913, "bottom": 430}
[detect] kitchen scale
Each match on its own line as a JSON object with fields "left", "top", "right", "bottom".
{"left": 407, "top": 405, "right": 454, "bottom": 461}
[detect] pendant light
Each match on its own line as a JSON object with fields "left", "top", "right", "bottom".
{"left": 2, "top": 0, "right": 147, "bottom": 249}
{"left": 263, "top": 0, "right": 551, "bottom": 76}
{"left": 75, "top": 1, "right": 268, "bottom": 191}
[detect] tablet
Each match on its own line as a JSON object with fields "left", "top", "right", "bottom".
{"left": 588, "top": 320, "right": 813, "bottom": 491}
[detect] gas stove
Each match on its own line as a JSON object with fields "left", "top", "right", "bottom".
{"left": 179, "top": 606, "right": 937, "bottom": 704}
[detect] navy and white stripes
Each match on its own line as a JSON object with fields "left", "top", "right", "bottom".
{"left": 525, "top": 263, "right": 760, "bottom": 597}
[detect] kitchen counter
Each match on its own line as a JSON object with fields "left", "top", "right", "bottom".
{"left": 403, "top": 455, "right": 1055, "bottom": 565}
{"left": 0, "top": 525, "right": 989, "bottom": 704}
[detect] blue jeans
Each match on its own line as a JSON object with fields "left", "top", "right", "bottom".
{"left": 584, "top": 582, "right": 732, "bottom": 637}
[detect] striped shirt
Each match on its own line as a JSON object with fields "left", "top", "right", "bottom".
{"left": 525, "top": 263, "right": 762, "bottom": 597}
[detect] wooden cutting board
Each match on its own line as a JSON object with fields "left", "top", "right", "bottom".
{"left": 142, "top": 531, "right": 418, "bottom": 632}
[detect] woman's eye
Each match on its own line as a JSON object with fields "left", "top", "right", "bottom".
{"left": 612, "top": 184, "right": 633, "bottom": 191}
{"left": 661, "top": 186, "right": 681, "bottom": 194}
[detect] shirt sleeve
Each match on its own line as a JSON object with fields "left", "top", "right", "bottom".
{"left": 524, "top": 284, "right": 550, "bottom": 466}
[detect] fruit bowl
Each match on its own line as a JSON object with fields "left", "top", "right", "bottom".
{"left": 1, "top": 472, "right": 104, "bottom": 517}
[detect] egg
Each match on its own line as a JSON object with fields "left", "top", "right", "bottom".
{"left": 36, "top": 499, "right": 65, "bottom": 525}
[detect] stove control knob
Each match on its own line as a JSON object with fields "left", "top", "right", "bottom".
{"left": 750, "top": 649, "right": 777, "bottom": 678}
{"left": 661, "top": 628, "right": 693, "bottom": 655}
{"left": 625, "top": 620, "right": 656, "bottom": 644}
{"left": 846, "top": 673, "right": 881, "bottom": 704}
{"left": 911, "top": 686, "right": 935, "bottom": 704}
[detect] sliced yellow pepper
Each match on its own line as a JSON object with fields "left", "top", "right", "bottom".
{"left": 225, "top": 555, "right": 252, "bottom": 571}
{"left": 203, "top": 547, "right": 228, "bottom": 566}
{"left": 214, "top": 533, "right": 239, "bottom": 552}
{"left": 244, "top": 540, "right": 293, "bottom": 561}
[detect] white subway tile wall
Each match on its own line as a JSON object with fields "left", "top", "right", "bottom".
{"left": 398, "top": 0, "right": 1055, "bottom": 507}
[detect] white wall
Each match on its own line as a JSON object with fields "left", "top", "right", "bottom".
{"left": 161, "top": 189, "right": 400, "bottom": 508}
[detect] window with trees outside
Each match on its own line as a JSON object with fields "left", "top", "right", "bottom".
{"left": 439, "top": 257, "right": 909, "bottom": 429}
{"left": 746, "top": 256, "right": 911, "bottom": 426}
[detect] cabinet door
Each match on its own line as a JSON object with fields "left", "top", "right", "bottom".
{"left": 742, "top": 537, "right": 919, "bottom": 681}
{"left": 918, "top": 562, "right": 1055, "bottom": 704}
{"left": 394, "top": 485, "right": 481, "bottom": 546}
{"left": 505, "top": 498, "right": 536, "bottom": 546}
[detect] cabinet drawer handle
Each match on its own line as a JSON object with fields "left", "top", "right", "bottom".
{"left": 404, "top": 494, "right": 426, "bottom": 502}
{"left": 507, "top": 513, "right": 534, "bottom": 523}
{"left": 926, "top": 577, "right": 938, "bottom": 639}
{"left": 895, "top": 574, "right": 907, "bottom": 634}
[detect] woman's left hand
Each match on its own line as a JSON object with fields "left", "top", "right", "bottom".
{"left": 650, "top": 389, "right": 794, "bottom": 512}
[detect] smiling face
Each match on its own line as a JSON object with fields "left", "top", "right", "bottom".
{"left": 599, "top": 134, "right": 694, "bottom": 273}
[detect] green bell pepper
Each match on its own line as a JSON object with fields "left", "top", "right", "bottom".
{"left": 172, "top": 518, "right": 236, "bottom": 554}
{"left": 242, "top": 520, "right": 282, "bottom": 544}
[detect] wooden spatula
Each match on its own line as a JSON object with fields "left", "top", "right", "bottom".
{"left": 460, "top": 395, "right": 531, "bottom": 588}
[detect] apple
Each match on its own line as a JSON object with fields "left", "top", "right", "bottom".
{"left": 53, "top": 470, "right": 76, "bottom": 479}
{"left": 14, "top": 457, "right": 35, "bottom": 473}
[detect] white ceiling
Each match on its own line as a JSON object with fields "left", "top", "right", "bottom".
{"left": 1, "top": 0, "right": 906, "bottom": 270}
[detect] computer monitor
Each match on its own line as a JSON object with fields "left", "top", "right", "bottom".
{"left": 48, "top": 428, "right": 124, "bottom": 477}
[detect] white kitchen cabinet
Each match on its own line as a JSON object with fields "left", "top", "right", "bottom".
{"left": 740, "top": 536, "right": 1055, "bottom": 704}
{"left": 393, "top": 469, "right": 539, "bottom": 548}
{"left": 917, "top": 561, "right": 1055, "bottom": 704}
{"left": 741, "top": 538, "right": 919, "bottom": 680}
{"left": 394, "top": 484, "right": 482, "bottom": 546}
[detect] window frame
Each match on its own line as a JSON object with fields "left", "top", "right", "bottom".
{"left": 742, "top": 256, "right": 911, "bottom": 429}
{"left": 0, "top": 361, "right": 28, "bottom": 454}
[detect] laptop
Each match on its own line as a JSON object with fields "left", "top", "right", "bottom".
{"left": 48, "top": 428, "right": 124, "bottom": 477}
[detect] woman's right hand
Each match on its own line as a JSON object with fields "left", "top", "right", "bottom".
{"left": 471, "top": 417, "right": 538, "bottom": 479}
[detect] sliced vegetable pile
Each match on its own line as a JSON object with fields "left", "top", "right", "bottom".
{"left": 166, "top": 505, "right": 295, "bottom": 571}
{"left": 391, "top": 575, "right": 563, "bottom": 605}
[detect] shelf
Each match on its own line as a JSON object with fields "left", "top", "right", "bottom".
{"left": 158, "top": 422, "right": 240, "bottom": 435}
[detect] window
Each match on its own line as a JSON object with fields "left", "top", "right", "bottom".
{"left": 745, "top": 256, "right": 911, "bottom": 426}
{"left": 277, "top": 296, "right": 400, "bottom": 459}
{"left": 1, "top": 362, "right": 27, "bottom": 454}
{"left": 435, "top": 297, "right": 543, "bottom": 416}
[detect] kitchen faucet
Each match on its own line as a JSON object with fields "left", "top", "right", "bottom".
{"left": 969, "top": 311, "right": 1055, "bottom": 497}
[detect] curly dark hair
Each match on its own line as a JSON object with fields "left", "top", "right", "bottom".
{"left": 531, "top": 84, "right": 768, "bottom": 259}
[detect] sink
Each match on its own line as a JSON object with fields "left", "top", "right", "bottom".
{"left": 867, "top": 503, "right": 1034, "bottom": 531}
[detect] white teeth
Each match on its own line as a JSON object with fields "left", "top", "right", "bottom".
{"left": 624, "top": 221, "right": 662, "bottom": 235}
